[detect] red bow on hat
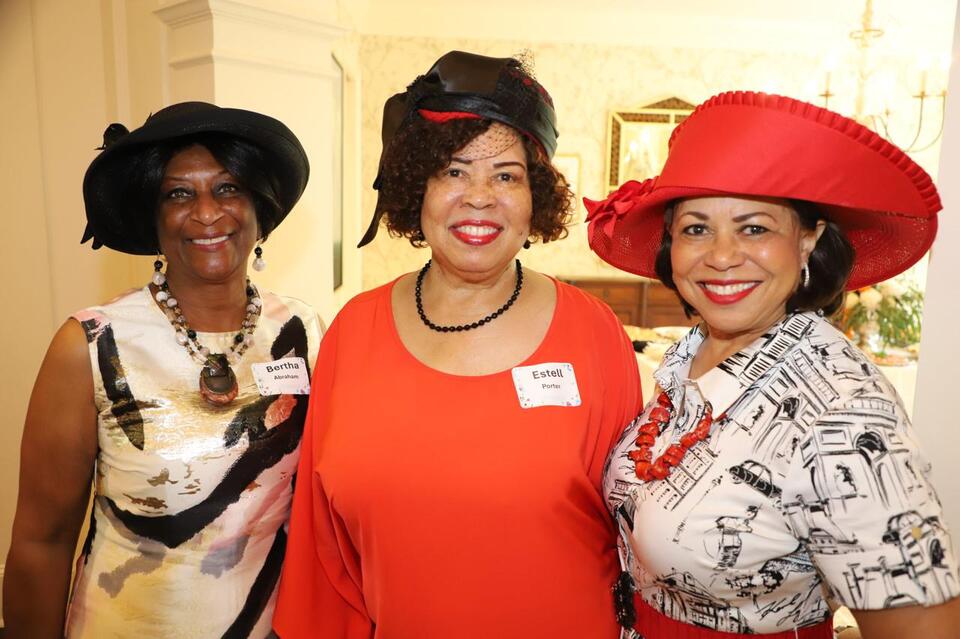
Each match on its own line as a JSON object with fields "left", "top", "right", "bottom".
{"left": 584, "top": 179, "right": 657, "bottom": 237}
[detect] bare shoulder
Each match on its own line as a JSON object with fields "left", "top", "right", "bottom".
{"left": 24, "top": 318, "right": 96, "bottom": 441}
{"left": 46, "top": 318, "right": 92, "bottom": 368}
{"left": 11, "top": 319, "right": 97, "bottom": 553}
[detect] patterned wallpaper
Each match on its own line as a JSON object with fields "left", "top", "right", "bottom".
{"left": 356, "top": 35, "right": 940, "bottom": 290}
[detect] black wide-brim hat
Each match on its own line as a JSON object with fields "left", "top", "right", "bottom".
{"left": 82, "top": 101, "right": 310, "bottom": 255}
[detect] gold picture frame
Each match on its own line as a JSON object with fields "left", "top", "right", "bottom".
{"left": 606, "top": 97, "right": 695, "bottom": 193}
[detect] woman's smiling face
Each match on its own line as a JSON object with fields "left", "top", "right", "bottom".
{"left": 419, "top": 126, "right": 532, "bottom": 279}
{"left": 670, "top": 196, "right": 823, "bottom": 340}
{"left": 156, "top": 144, "right": 259, "bottom": 284}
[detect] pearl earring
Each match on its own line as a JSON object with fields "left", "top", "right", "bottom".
{"left": 152, "top": 256, "right": 166, "bottom": 286}
{"left": 252, "top": 244, "right": 266, "bottom": 272}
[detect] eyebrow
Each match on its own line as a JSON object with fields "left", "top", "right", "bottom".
{"left": 162, "top": 170, "right": 232, "bottom": 181}
{"left": 448, "top": 158, "right": 527, "bottom": 169}
{"left": 677, "top": 210, "right": 777, "bottom": 223}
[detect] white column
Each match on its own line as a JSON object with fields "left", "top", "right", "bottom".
{"left": 914, "top": 6, "right": 960, "bottom": 533}
{"left": 155, "top": 0, "right": 353, "bottom": 321}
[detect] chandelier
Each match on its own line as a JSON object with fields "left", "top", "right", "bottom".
{"left": 818, "top": 0, "right": 948, "bottom": 153}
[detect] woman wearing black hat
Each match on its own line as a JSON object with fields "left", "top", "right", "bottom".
{"left": 273, "top": 52, "right": 642, "bottom": 638}
{"left": 588, "top": 92, "right": 960, "bottom": 638}
{"left": 3, "top": 103, "right": 323, "bottom": 638}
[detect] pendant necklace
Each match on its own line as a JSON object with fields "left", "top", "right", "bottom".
{"left": 152, "top": 260, "right": 261, "bottom": 406}
{"left": 415, "top": 258, "right": 523, "bottom": 332}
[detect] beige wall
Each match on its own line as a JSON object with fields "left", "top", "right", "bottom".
{"left": 0, "top": 0, "right": 56, "bottom": 601}
{"left": 0, "top": 0, "right": 145, "bottom": 616}
{"left": 357, "top": 35, "right": 946, "bottom": 290}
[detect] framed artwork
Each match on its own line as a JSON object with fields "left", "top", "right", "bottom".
{"left": 605, "top": 97, "right": 695, "bottom": 193}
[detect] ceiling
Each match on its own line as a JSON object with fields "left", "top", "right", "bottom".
{"left": 342, "top": 0, "right": 957, "bottom": 55}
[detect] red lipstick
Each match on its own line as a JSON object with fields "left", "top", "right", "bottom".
{"left": 698, "top": 280, "right": 759, "bottom": 305}
{"left": 450, "top": 220, "right": 502, "bottom": 246}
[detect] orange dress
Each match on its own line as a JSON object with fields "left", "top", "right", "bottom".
{"left": 274, "top": 278, "right": 642, "bottom": 639}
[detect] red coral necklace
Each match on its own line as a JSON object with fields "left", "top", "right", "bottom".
{"left": 629, "top": 391, "right": 724, "bottom": 481}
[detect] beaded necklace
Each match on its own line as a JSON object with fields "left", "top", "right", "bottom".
{"left": 629, "top": 391, "right": 725, "bottom": 481}
{"left": 152, "top": 260, "right": 261, "bottom": 406}
{"left": 415, "top": 258, "right": 523, "bottom": 333}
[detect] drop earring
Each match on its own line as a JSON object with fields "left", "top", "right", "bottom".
{"left": 252, "top": 243, "right": 266, "bottom": 271}
{"left": 801, "top": 263, "right": 811, "bottom": 289}
{"left": 152, "top": 255, "right": 166, "bottom": 286}
{"left": 523, "top": 239, "right": 531, "bottom": 249}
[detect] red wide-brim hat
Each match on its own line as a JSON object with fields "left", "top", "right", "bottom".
{"left": 585, "top": 91, "right": 941, "bottom": 290}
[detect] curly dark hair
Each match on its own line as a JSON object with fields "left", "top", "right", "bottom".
{"left": 654, "top": 198, "right": 855, "bottom": 317}
{"left": 375, "top": 117, "right": 573, "bottom": 247}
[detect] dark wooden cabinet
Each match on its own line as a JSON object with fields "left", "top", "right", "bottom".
{"left": 563, "top": 278, "right": 694, "bottom": 328}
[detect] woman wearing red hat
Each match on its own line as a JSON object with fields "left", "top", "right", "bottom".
{"left": 3, "top": 103, "right": 322, "bottom": 638}
{"left": 274, "top": 51, "right": 642, "bottom": 638}
{"left": 587, "top": 92, "right": 960, "bottom": 638}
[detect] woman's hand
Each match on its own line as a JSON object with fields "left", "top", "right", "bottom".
{"left": 851, "top": 596, "right": 960, "bottom": 638}
{"left": 3, "top": 320, "right": 98, "bottom": 638}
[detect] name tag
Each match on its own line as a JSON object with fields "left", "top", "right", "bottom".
{"left": 511, "top": 362, "right": 581, "bottom": 409}
{"left": 251, "top": 357, "right": 310, "bottom": 396}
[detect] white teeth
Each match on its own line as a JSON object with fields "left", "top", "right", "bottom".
{"left": 703, "top": 282, "right": 757, "bottom": 295}
{"left": 191, "top": 235, "right": 228, "bottom": 245}
{"left": 455, "top": 225, "right": 498, "bottom": 236}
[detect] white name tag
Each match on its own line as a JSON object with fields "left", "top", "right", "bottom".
{"left": 251, "top": 357, "right": 310, "bottom": 396}
{"left": 511, "top": 362, "right": 581, "bottom": 409}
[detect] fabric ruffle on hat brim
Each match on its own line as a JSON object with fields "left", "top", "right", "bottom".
{"left": 82, "top": 102, "right": 309, "bottom": 256}
{"left": 586, "top": 91, "right": 941, "bottom": 290}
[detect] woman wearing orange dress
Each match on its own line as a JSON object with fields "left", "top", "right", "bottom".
{"left": 274, "top": 51, "right": 643, "bottom": 638}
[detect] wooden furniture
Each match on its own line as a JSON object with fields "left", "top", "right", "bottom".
{"left": 563, "top": 278, "right": 694, "bottom": 328}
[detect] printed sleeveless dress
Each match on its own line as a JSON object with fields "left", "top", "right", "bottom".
{"left": 64, "top": 286, "right": 321, "bottom": 638}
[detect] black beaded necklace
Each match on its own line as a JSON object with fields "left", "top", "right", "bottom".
{"left": 415, "top": 259, "right": 523, "bottom": 333}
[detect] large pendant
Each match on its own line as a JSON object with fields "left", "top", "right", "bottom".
{"left": 199, "top": 353, "right": 239, "bottom": 406}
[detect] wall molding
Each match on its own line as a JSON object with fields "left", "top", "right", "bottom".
{"left": 156, "top": 0, "right": 345, "bottom": 38}
{"left": 168, "top": 50, "right": 341, "bottom": 79}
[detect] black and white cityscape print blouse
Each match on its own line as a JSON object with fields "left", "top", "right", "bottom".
{"left": 604, "top": 312, "right": 959, "bottom": 635}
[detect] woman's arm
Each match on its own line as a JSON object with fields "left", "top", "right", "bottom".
{"left": 851, "top": 596, "right": 960, "bottom": 638}
{"left": 273, "top": 317, "right": 373, "bottom": 639}
{"left": 3, "top": 320, "right": 98, "bottom": 638}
